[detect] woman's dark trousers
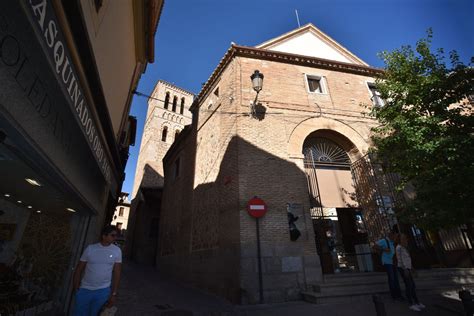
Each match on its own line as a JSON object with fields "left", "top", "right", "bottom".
{"left": 398, "top": 268, "right": 419, "bottom": 305}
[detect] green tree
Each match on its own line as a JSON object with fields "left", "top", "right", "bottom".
{"left": 370, "top": 30, "right": 474, "bottom": 231}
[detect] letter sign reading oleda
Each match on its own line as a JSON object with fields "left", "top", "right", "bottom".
{"left": 27, "top": 0, "right": 112, "bottom": 185}
{"left": 247, "top": 197, "right": 267, "bottom": 218}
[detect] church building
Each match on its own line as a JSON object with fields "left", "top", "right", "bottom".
{"left": 157, "top": 23, "right": 472, "bottom": 304}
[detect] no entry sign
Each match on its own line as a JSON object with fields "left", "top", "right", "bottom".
{"left": 247, "top": 196, "right": 267, "bottom": 218}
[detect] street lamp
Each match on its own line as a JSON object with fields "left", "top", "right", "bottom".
{"left": 251, "top": 70, "right": 264, "bottom": 93}
{"left": 250, "top": 70, "right": 264, "bottom": 118}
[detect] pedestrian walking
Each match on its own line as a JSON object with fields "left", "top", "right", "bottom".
{"left": 72, "top": 225, "right": 122, "bottom": 316}
{"left": 375, "top": 231, "right": 403, "bottom": 300}
{"left": 396, "top": 234, "right": 426, "bottom": 312}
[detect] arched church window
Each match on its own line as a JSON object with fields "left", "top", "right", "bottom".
{"left": 161, "top": 126, "right": 168, "bottom": 142}
{"left": 172, "top": 96, "right": 178, "bottom": 112}
{"left": 164, "top": 92, "right": 170, "bottom": 109}
{"left": 180, "top": 98, "right": 185, "bottom": 114}
{"left": 303, "top": 138, "right": 350, "bottom": 166}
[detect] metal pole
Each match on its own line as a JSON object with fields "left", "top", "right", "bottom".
{"left": 256, "top": 217, "right": 264, "bottom": 304}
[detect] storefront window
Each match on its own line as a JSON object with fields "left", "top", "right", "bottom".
{"left": 0, "top": 198, "right": 85, "bottom": 314}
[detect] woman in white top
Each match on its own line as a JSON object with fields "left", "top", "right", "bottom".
{"left": 396, "top": 234, "right": 425, "bottom": 312}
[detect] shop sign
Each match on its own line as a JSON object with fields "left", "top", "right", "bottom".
{"left": 26, "top": 0, "right": 112, "bottom": 183}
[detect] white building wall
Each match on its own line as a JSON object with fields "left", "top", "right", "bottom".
{"left": 267, "top": 32, "right": 352, "bottom": 63}
{"left": 79, "top": 0, "right": 139, "bottom": 137}
{"left": 112, "top": 204, "right": 131, "bottom": 230}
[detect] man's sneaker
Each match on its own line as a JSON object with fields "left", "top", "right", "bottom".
{"left": 409, "top": 305, "right": 421, "bottom": 312}
{"left": 416, "top": 303, "right": 426, "bottom": 309}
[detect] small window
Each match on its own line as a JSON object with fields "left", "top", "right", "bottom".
{"left": 180, "top": 98, "right": 185, "bottom": 114}
{"left": 172, "top": 158, "right": 180, "bottom": 180}
{"left": 116, "top": 222, "right": 123, "bottom": 230}
{"left": 214, "top": 87, "right": 219, "bottom": 97}
{"left": 175, "top": 130, "right": 180, "bottom": 141}
{"left": 162, "top": 126, "right": 168, "bottom": 142}
{"left": 172, "top": 96, "right": 178, "bottom": 112}
{"left": 307, "top": 75, "right": 326, "bottom": 94}
{"left": 119, "top": 207, "right": 124, "bottom": 216}
{"left": 164, "top": 92, "right": 170, "bottom": 109}
{"left": 367, "top": 82, "right": 385, "bottom": 107}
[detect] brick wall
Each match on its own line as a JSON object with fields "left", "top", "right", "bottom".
{"left": 159, "top": 60, "right": 242, "bottom": 302}
{"left": 235, "top": 57, "right": 378, "bottom": 303}
{"left": 158, "top": 54, "right": 380, "bottom": 304}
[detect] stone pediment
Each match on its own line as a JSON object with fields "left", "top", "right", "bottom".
{"left": 256, "top": 23, "right": 368, "bottom": 66}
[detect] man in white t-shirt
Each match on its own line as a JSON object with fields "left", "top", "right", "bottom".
{"left": 73, "top": 225, "right": 122, "bottom": 315}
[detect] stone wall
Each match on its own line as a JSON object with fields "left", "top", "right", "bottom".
{"left": 132, "top": 81, "right": 193, "bottom": 197}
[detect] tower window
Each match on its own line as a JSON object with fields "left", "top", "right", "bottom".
{"left": 175, "top": 130, "right": 180, "bottom": 141}
{"left": 180, "top": 98, "right": 185, "bottom": 114}
{"left": 162, "top": 126, "right": 168, "bottom": 142}
{"left": 172, "top": 96, "right": 178, "bottom": 112}
{"left": 164, "top": 92, "right": 170, "bottom": 109}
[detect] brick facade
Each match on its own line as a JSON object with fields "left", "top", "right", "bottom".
{"left": 159, "top": 28, "right": 382, "bottom": 304}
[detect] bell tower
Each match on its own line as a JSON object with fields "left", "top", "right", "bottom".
{"left": 132, "top": 80, "right": 194, "bottom": 197}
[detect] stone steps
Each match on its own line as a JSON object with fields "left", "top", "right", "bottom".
{"left": 303, "top": 268, "right": 474, "bottom": 304}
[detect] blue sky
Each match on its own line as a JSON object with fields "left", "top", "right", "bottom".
{"left": 122, "top": 0, "right": 473, "bottom": 196}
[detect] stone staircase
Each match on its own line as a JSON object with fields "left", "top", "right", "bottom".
{"left": 302, "top": 268, "right": 474, "bottom": 304}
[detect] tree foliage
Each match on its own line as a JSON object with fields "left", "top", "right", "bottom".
{"left": 370, "top": 29, "right": 474, "bottom": 230}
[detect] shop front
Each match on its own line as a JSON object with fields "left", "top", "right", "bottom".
{"left": 0, "top": 1, "right": 121, "bottom": 314}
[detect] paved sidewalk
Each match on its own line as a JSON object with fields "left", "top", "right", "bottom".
{"left": 116, "top": 261, "right": 465, "bottom": 316}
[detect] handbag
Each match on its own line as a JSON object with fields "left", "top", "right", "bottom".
{"left": 100, "top": 306, "right": 117, "bottom": 316}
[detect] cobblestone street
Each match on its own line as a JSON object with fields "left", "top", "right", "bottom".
{"left": 116, "top": 261, "right": 465, "bottom": 316}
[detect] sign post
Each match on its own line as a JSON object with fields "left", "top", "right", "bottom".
{"left": 247, "top": 196, "right": 268, "bottom": 304}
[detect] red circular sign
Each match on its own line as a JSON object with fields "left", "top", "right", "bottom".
{"left": 247, "top": 197, "right": 267, "bottom": 218}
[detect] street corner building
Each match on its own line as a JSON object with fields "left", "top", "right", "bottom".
{"left": 111, "top": 192, "right": 131, "bottom": 241}
{"left": 126, "top": 80, "right": 194, "bottom": 264}
{"left": 0, "top": 0, "right": 163, "bottom": 314}
{"left": 156, "top": 24, "right": 474, "bottom": 304}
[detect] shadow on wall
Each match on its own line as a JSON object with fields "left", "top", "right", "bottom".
{"left": 159, "top": 133, "right": 320, "bottom": 304}
{"left": 125, "top": 164, "right": 163, "bottom": 265}
{"left": 140, "top": 162, "right": 165, "bottom": 188}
